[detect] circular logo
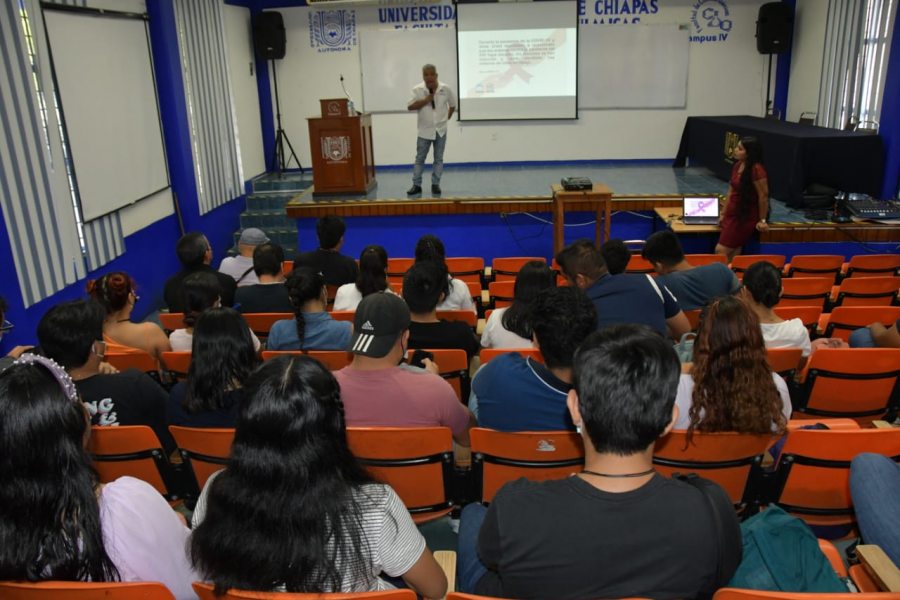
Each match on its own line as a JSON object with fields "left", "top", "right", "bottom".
{"left": 691, "top": 0, "right": 733, "bottom": 33}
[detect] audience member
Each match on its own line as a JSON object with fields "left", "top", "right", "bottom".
{"left": 234, "top": 243, "right": 293, "bottom": 313}
{"left": 37, "top": 300, "right": 175, "bottom": 454}
{"left": 87, "top": 271, "right": 170, "bottom": 359}
{"left": 169, "top": 273, "right": 261, "bottom": 353}
{"left": 556, "top": 239, "right": 690, "bottom": 338}
{"left": 642, "top": 231, "right": 740, "bottom": 311}
{"left": 0, "top": 356, "right": 196, "bottom": 598}
{"left": 218, "top": 227, "right": 270, "bottom": 287}
{"left": 472, "top": 286, "right": 597, "bottom": 431}
{"left": 850, "top": 453, "right": 900, "bottom": 565}
{"left": 167, "top": 308, "right": 258, "bottom": 429}
{"left": 599, "top": 239, "right": 631, "bottom": 275}
{"left": 334, "top": 244, "right": 396, "bottom": 311}
{"left": 404, "top": 261, "right": 479, "bottom": 361}
{"left": 293, "top": 216, "right": 359, "bottom": 287}
{"left": 677, "top": 296, "right": 790, "bottom": 433}
{"left": 334, "top": 293, "right": 475, "bottom": 447}
{"left": 849, "top": 318, "right": 900, "bottom": 348}
{"left": 165, "top": 232, "right": 236, "bottom": 311}
{"left": 740, "top": 261, "right": 811, "bottom": 357}
{"left": 267, "top": 266, "right": 352, "bottom": 351}
{"left": 481, "top": 260, "right": 555, "bottom": 349}
{"left": 0, "top": 296, "right": 31, "bottom": 372}
{"left": 414, "top": 234, "right": 476, "bottom": 313}
{"left": 457, "top": 324, "right": 738, "bottom": 599}
{"left": 190, "top": 356, "right": 447, "bottom": 597}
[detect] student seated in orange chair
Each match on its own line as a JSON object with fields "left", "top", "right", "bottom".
{"left": 458, "top": 324, "right": 739, "bottom": 600}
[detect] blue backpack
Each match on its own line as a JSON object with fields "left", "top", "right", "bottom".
{"left": 728, "top": 506, "right": 848, "bottom": 592}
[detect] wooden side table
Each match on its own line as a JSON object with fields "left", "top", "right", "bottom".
{"left": 551, "top": 183, "right": 614, "bottom": 255}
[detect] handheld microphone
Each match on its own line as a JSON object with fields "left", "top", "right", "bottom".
{"left": 429, "top": 86, "right": 436, "bottom": 109}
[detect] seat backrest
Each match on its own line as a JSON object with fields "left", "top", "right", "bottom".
{"left": 731, "top": 255, "right": 787, "bottom": 276}
{"left": 478, "top": 348, "right": 543, "bottom": 365}
{"left": 777, "top": 277, "right": 834, "bottom": 309}
{"left": 844, "top": 254, "right": 900, "bottom": 278}
{"left": 773, "top": 305, "right": 822, "bottom": 334}
{"left": 345, "top": 427, "right": 454, "bottom": 524}
{"left": 407, "top": 348, "right": 469, "bottom": 401}
{"left": 772, "top": 428, "right": 900, "bottom": 528}
{"left": 161, "top": 350, "right": 192, "bottom": 380}
{"left": 436, "top": 309, "right": 477, "bottom": 328}
{"left": 823, "top": 306, "right": 900, "bottom": 341}
{"left": 158, "top": 312, "right": 184, "bottom": 332}
{"left": 281, "top": 260, "right": 294, "bottom": 275}
{"left": 386, "top": 257, "right": 415, "bottom": 286}
{"left": 653, "top": 430, "right": 774, "bottom": 507}
{"left": 625, "top": 255, "right": 655, "bottom": 274}
{"left": 193, "top": 582, "right": 416, "bottom": 600}
{"left": 686, "top": 254, "right": 729, "bottom": 267}
{"left": 488, "top": 280, "right": 516, "bottom": 308}
{"left": 795, "top": 348, "right": 900, "bottom": 424}
{"left": 104, "top": 351, "right": 159, "bottom": 374}
{"left": 330, "top": 310, "right": 356, "bottom": 323}
{"left": 832, "top": 276, "right": 900, "bottom": 308}
{"left": 713, "top": 589, "right": 895, "bottom": 600}
{"left": 446, "top": 257, "right": 485, "bottom": 284}
{"left": 786, "top": 255, "right": 844, "bottom": 282}
{"left": 261, "top": 350, "right": 354, "bottom": 371}
{"left": 766, "top": 347, "right": 804, "bottom": 380}
{"left": 87, "top": 425, "right": 175, "bottom": 499}
{"left": 0, "top": 581, "right": 176, "bottom": 600}
{"left": 491, "top": 257, "right": 545, "bottom": 281}
{"left": 470, "top": 428, "right": 584, "bottom": 503}
{"left": 684, "top": 309, "right": 702, "bottom": 331}
{"left": 169, "top": 426, "right": 234, "bottom": 497}
{"left": 243, "top": 312, "right": 292, "bottom": 337}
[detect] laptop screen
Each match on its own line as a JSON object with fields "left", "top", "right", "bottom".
{"left": 683, "top": 196, "right": 719, "bottom": 219}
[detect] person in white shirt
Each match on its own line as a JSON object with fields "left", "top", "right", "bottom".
{"left": 407, "top": 64, "right": 456, "bottom": 196}
{"left": 218, "top": 228, "right": 270, "bottom": 287}
{"left": 481, "top": 261, "right": 555, "bottom": 349}
{"left": 739, "top": 261, "right": 812, "bottom": 358}
{"left": 333, "top": 245, "right": 397, "bottom": 311}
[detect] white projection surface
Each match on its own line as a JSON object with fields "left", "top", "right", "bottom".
{"left": 44, "top": 9, "right": 169, "bottom": 222}
{"left": 456, "top": 1, "right": 578, "bottom": 120}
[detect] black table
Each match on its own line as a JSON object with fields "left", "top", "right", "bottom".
{"left": 673, "top": 115, "right": 884, "bottom": 205}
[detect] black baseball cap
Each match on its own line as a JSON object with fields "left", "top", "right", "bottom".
{"left": 349, "top": 292, "right": 410, "bottom": 358}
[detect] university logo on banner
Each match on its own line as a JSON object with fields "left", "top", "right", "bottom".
{"left": 322, "top": 136, "right": 351, "bottom": 162}
{"left": 309, "top": 10, "right": 357, "bottom": 53}
{"left": 690, "top": 0, "right": 732, "bottom": 43}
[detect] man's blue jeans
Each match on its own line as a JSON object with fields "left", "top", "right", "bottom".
{"left": 850, "top": 453, "right": 900, "bottom": 564}
{"left": 412, "top": 133, "right": 447, "bottom": 186}
{"left": 849, "top": 327, "right": 876, "bottom": 347}
{"left": 457, "top": 503, "right": 489, "bottom": 593}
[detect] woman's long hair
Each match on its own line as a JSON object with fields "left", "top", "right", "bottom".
{"left": 355, "top": 245, "right": 389, "bottom": 297}
{"left": 0, "top": 363, "right": 119, "bottom": 582}
{"left": 86, "top": 271, "right": 135, "bottom": 315}
{"left": 190, "top": 357, "right": 375, "bottom": 594}
{"left": 688, "top": 296, "right": 786, "bottom": 438}
{"left": 414, "top": 234, "right": 451, "bottom": 298}
{"left": 501, "top": 261, "right": 555, "bottom": 340}
{"left": 737, "top": 136, "right": 764, "bottom": 222}
{"left": 180, "top": 272, "right": 221, "bottom": 328}
{"left": 184, "top": 308, "right": 259, "bottom": 414}
{"left": 742, "top": 261, "right": 782, "bottom": 309}
{"left": 286, "top": 267, "right": 327, "bottom": 349}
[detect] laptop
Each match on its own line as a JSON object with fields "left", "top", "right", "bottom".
{"left": 682, "top": 196, "right": 720, "bottom": 225}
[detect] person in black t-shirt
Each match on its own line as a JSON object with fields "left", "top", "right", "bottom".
{"left": 36, "top": 300, "right": 174, "bottom": 454}
{"left": 293, "top": 216, "right": 358, "bottom": 287}
{"left": 234, "top": 243, "right": 293, "bottom": 313}
{"left": 403, "top": 261, "right": 479, "bottom": 362}
{"left": 457, "top": 324, "right": 739, "bottom": 600}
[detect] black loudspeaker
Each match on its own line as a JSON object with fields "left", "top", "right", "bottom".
{"left": 756, "top": 3, "right": 793, "bottom": 54}
{"left": 253, "top": 12, "right": 286, "bottom": 60}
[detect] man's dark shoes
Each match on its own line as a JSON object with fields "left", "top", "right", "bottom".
{"left": 432, "top": 184, "right": 442, "bottom": 195}
{"left": 407, "top": 185, "right": 422, "bottom": 195}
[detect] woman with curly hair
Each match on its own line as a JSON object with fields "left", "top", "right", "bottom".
{"left": 675, "top": 296, "right": 790, "bottom": 434}
{"left": 87, "top": 271, "right": 170, "bottom": 359}
{"left": 715, "top": 136, "right": 769, "bottom": 261}
{"left": 190, "top": 356, "right": 447, "bottom": 597}
{"left": 333, "top": 245, "right": 397, "bottom": 311}
{"left": 0, "top": 355, "right": 195, "bottom": 597}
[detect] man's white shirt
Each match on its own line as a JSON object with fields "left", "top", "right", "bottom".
{"left": 408, "top": 81, "right": 456, "bottom": 140}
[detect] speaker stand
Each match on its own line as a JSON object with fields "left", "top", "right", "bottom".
{"left": 270, "top": 59, "right": 302, "bottom": 177}
{"left": 764, "top": 53, "right": 778, "bottom": 119}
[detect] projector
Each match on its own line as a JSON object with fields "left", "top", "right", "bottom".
{"left": 561, "top": 177, "right": 593, "bottom": 191}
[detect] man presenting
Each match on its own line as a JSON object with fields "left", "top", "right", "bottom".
{"left": 407, "top": 63, "right": 456, "bottom": 196}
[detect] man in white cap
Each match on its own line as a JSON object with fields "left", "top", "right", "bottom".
{"left": 218, "top": 227, "right": 270, "bottom": 287}
{"left": 334, "top": 292, "right": 476, "bottom": 447}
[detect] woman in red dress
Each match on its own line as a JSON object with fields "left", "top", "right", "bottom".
{"left": 716, "top": 136, "right": 770, "bottom": 261}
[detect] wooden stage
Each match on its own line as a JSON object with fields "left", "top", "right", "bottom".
{"left": 285, "top": 189, "right": 900, "bottom": 244}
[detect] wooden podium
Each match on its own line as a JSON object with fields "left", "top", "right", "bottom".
{"left": 308, "top": 99, "right": 376, "bottom": 196}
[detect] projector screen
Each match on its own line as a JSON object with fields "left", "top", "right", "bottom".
{"left": 456, "top": 1, "right": 578, "bottom": 121}
{"left": 43, "top": 7, "right": 169, "bottom": 222}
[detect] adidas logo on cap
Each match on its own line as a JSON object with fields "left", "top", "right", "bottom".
{"left": 361, "top": 320, "right": 374, "bottom": 331}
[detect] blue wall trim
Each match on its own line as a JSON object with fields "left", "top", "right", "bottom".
{"left": 879, "top": 6, "right": 900, "bottom": 199}
{"left": 773, "top": 0, "right": 795, "bottom": 120}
